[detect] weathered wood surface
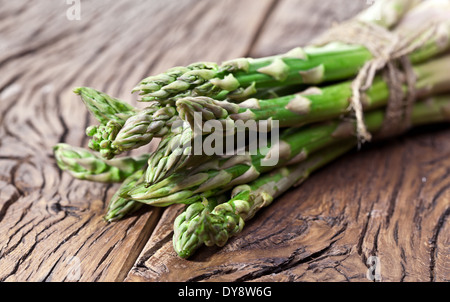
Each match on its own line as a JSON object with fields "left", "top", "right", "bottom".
{"left": 0, "top": 0, "right": 449, "bottom": 282}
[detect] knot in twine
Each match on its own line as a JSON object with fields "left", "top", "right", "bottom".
{"left": 313, "top": 20, "right": 439, "bottom": 144}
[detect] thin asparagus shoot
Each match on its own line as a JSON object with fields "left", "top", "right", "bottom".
{"left": 53, "top": 143, "right": 149, "bottom": 183}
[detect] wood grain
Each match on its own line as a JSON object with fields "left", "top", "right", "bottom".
{"left": 1, "top": 0, "right": 449, "bottom": 282}
{"left": 0, "top": 0, "right": 274, "bottom": 281}
{"left": 125, "top": 0, "right": 450, "bottom": 282}
{"left": 126, "top": 127, "right": 450, "bottom": 282}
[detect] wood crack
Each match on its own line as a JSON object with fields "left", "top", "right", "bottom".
{"left": 429, "top": 207, "right": 449, "bottom": 282}
{"left": 135, "top": 230, "right": 173, "bottom": 269}
{"left": 234, "top": 242, "right": 337, "bottom": 282}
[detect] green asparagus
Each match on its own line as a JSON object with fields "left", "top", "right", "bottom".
{"left": 128, "top": 94, "right": 450, "bottom": 207}
{"left": 104, "top": 169, "right": 146, "bottom": 222}
{"left": 50, "top": 0, "right": 450, "bottom": 262}
{"left": 106, "top": 105, "right": 178, "bottom": 157}
{"left": 74, "top": 87, "right": 136, "bottom": 125}
{"left": 133, "top": 0, "right": 449, "bottom": 104}
{"left": 173, "top": 95, "right": 450, "bottom": 258}
{"left": 173, "top": 141, "right": 356, "bottom": 258}
{"left": 73, "top": 87, "right": 138, "bottom": 159}
{"left": 88, "top": 1, "right": 450, "bottom": 159}
{"left": 176, "top": 55, "right": 450, "bottom": 135}
{"left": 53, "top": 143, "right": 149, "bottom": 183}
{"left": 145, "top": 120, "right": 195, "bottom": 185}
{"left": 145, "top": 55, "right": 450, "bottom": 186}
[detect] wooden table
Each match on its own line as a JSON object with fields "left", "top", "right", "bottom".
{"left": 0, "top": 0, "right": 448, "bottom": 282}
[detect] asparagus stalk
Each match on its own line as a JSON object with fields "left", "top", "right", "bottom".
{"left": 87, "top": 120, "right": 124, "bottom": 159}
{"left": 173, "top": 95, "right": 450, "bottom": 258}
{"left": 74, "top": 87, "right": 136, "bottom": 125}
{"left": 145, "top": 120, "right": 195, "bottom": 184}
{"left": 176, "top": 55, "right": 450, "bottom": 134}
{"left": 173, "top": 194, "right": 229, "bottom": 257}
{"left": 136, "top": 43, "right": 373, "bottom": 103}
{"left": 127, "top": 95, "right": 450, "bottom": 207}
{"left": 53, "top": 143, "right": 149, "bottom": 183}
{"left": 100, "top": 105, "right": 178, "bottom": 158}
{"left": 127, "top": 123, "right": 339, "bottom": 206}
{"left": 131, "top": 62, "right": 220, "bottom": 105}
{"left": 133, "top": 0, "right": 449, "bottom": 104}
{"left": 104, "top": 169, "right": 146, "bottom": 222}
{"left": 73, "top": 87, "right": 138, "bottom": 159}
{"left": 173, "top": 141, "right": 356, "bottom": 258}
{"left": 146, "top": 55, "right": 450, "bottom": 185}
{"left": 90, "top": 1, "right": 450, "bottom": 159}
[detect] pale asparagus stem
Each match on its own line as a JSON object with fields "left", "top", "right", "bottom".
{"left": 394, "top": 0, "right": 450, "bottom": 63}
{"left": 173, "top": 141, "right": 356, "bottom": 259}
{"left": 104, "top": 169, "right": 146, "bottom": 222}
{"left": 128, "top": 95, "right": 450, "bottom": 208}
{"left": 357, "top": 0, "right": 421, "bottom": 28}
{"left": 176, "top": 55, "right": 450, "bottom": 134}
{"left": 133, "top": 0, "right": 450, "bottom": 104}
{"left": 53, "top": 143, "right": 150, "bottom": 183}
{"left": 173, "top": 95, "right": 450, "bottom": 258}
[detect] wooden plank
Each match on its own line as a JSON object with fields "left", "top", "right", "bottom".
{"left": 0, "top": 0, "right": 274, "bottom": 281}
{"left": 125, "top": 0, "right": 450, "bottom": 282}
{"left": 126, "top": 127, "right": 450, "bottom": 282}
{"left": 248, "top": 0, "right": 367, "bottom": 57}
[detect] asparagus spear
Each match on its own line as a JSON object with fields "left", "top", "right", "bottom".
{"left": 172, "top": 194, "right": 229, "bottom": 258}
{"left": 127, "top": 123, "right": 339, "bottom": 206}
{"left": 74, "top": 87, "right": 136, "bottom": 125}
{"left": 111, "top": 105, "right": 177, "bottom": 154}
{"left": 91, "top": 1, "right": 450, "bottom": 159}
{"left": 131, "top": 62, "right": 219, "bottom": 105}
{"left": 86, "top": 120, "right": 124, "bottom": 159}
{"left": 104, "top": 169, "right": 146, "bottom": 222}
{"left": 176, "top": 55, "right": 450, "bottom": 134}
{"left": 173, "top": 141, "right": 356, "bottom": 258}
{"left": 73, "top": 87, "right": 138, "bottom": 159}
{"left": 76, "top": 88, "right": 178, "bottom": 159}
{"left": 135, "top": 43, "right": 373, "bottom": 103}
{"left": 145, "top": 120, "right": 195, "bottom": 184}
{"left": 147, "top": 55, "right": 450, "bottom": 184}
{"left": 127, "top": 95, "right": 450, "bottom": 207}
{"left": 53, "top": 143, "right": 149, "bottom": 183}
{"left": 133, "top": 0, "right": 449, "bottom": 104}
{"left": 173, "top": 95, "right": 450, "bottom": 258}
{"left": 93, "top": 104, "right": 178, "bottom": 159}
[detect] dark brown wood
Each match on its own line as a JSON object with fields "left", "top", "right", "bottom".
{"left": 1, "top": 0, "right": 449, "bottom": 282}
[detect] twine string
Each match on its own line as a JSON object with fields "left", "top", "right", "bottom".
{"left": 312, "top": 20, "right": 439, "bottom": 144}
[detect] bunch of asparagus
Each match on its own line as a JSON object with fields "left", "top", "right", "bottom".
{"left": 54, "top": 0, "right": 450, "bottom": 258}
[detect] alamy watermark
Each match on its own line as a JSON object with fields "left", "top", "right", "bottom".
{"left": 173, "top": 112, "right": 281, "bottom": 167}
{"left": 66, "top": 0, "right": 81, "bottom": 21}
{"left": 366, "top": 256, "right": 382, "bottom": 281}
